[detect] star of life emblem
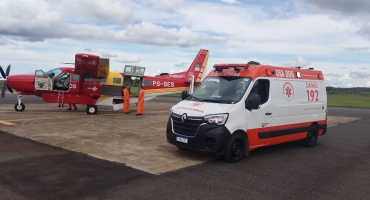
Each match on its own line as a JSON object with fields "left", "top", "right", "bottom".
{"left": 283, "top": 82, "right": 294, "bottom": 101}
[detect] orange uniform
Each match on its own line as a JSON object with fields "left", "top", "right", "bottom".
{"left": 123, "top": 88, "right": 130, "bottom": 113}
{"left": 136, "top": 89, "right": 144, "bottom": 115}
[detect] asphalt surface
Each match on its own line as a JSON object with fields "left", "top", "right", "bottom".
{"left": 0, "top": 97, "right": 370, "bottom": 199}
{"left": 0, "top": 94, "right": 181, "bottom": 105}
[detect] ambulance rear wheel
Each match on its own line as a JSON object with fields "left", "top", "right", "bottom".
{"left": 86, "top": 105, "right": 98, "bottom": 115}
{"left": 302, "top": 125, "right": 318, "bottom": 147}
{"left": 14, "top": 103, "right": 25, "bottom": 112}
{"left": 223, "top": 133, "right": 245, "bottom": 163}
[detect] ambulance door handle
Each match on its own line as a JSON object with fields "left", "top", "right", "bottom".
{"left": 265, "top": 112, "right": 272, "bottom": 115}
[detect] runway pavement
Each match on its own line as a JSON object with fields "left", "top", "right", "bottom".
{"left": 0, "top": 93, "right": 181, "bottom": 105}
{"left": 0, "top": 97, "right": 369, "bottom": 199}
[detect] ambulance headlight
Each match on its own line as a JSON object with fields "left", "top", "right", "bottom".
{"left": 204, "top": 114, "right": 229, "bottom": 125}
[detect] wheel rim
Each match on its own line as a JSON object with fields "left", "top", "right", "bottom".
{"left": 308, "top": 130, "right": 317, "bottom": 144}
{"left": 17, "top": 105, "right": 22, "bottom": 109}
{"left": 231, "top": 140, "right": 242, "bottom": 157}
{"left": 89, "top": 107, "right": 95, "bottom": 113}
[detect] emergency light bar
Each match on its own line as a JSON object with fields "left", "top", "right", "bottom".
{"left": 213, "top": 61, "right": 260, "bottom": 73}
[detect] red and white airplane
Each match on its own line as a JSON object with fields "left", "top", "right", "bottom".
{"left": 0, "top": 49, "right": 209, "bottom": 114}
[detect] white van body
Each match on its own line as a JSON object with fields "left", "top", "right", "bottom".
{"left": 166, "top": 63, "right": 327, "bottom": 163}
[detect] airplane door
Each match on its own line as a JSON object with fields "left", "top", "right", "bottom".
{"left": 34, "top": 70, "right": 53, "bottom": 91}
{"left": 123, "top": 65, "right": 146, "bottom": 96}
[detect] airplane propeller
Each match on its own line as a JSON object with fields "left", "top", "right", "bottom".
{"left": 0, "top": 64, "right": 14, "bottom": 98}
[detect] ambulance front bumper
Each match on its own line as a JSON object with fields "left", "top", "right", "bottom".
{"left": 166, "top": 117, "right": 231, "bottom": 154}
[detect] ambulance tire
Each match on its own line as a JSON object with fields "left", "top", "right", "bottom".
{"left": 223, "top": 133, "right": 245, "bottom": 163}
{"left": 176, "top": 146, "right": 187, "bottom": 150}
{"left": 302, "top": 125, "right": 318, "bottom": 147}
{"left": 14, "top": 103, "right": 25, "bottom": 112}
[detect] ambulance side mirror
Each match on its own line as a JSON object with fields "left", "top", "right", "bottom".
{"left": 181, "top": 90, "right": 189, "bottom": 100}
{"left": 245, "top": 93, "right": 261, "bottom": 111}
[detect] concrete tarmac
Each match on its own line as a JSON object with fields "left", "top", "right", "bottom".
{"left": 0, "top": 99, "right": 369, "bottom": 199}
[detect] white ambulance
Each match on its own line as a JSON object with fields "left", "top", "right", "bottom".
{"left": 166, "top": 61, "right": 327, "bottom": 162}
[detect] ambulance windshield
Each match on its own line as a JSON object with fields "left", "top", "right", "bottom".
{"left": 191, "top": 76, "right": 252, "bottom": 104}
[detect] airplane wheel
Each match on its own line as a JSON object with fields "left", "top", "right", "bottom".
{"left": 14, "top": 103, "right": 25, "bottom": 112}
{"left": 86, "top": 105, "right": 98, "bottom": 115}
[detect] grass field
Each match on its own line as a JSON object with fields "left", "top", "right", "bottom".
{"left": 164, "top": 91, "right": 370, "bottom": 109}
{"left": 165, "top": 93, "right": 182, "bottom": 98}
{"left": 327, "top": 92, "right": 370, "bottom": 108}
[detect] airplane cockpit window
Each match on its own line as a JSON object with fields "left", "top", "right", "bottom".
{"left": 72, "top": 74, "right": 80, "bottom": 81}
{"left": 98, "top": 77, "right": 107, "bottom": 83}
{"left": 143, "top": 80, "right": 152, "bottom": 86}
{"left": 85, "top": 76, "right": 92, "bottom": 82}
{"left": 45, "top": 69, "right": 62, "bottom": 78}
{"left": 113, "top": 78, "right": 122, "bottom": 84}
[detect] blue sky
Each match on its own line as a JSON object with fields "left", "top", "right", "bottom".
{"left": 0, "top": 0, "right": 370, "bottom": 87}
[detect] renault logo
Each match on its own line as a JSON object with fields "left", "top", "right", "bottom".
{"left": 181, "top": 114, "right": 187, "bottom": 123}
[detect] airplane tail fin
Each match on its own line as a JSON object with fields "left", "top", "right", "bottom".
{"left": 184, "top": 49, "right": 209, "bottom": 83}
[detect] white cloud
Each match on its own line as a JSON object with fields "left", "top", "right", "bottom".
{"left": 175, "top": 62, "right": 190, "bottom": 67}
{"left": 144, "top": 69, "right": 161, "bottom": 76}
{"left": 153, "top": 0, "right": 184, "bottom": 10}
{"left": 343, "top": 47, "right": 370, "bottom": 51}
{"left": 349, "top": 71, "right": 370, "bottom": 79}
{"left": 170, "top": 69, "right": 184, "bottom": 73}
{"left": 1, "top": 0, "right": 370, "bottom": 87}
{"left": 221, "top": 0, "right": 239, "bottom": 5}
{"left": 325, "top": 73, "right": 341, "bottom": 77}
{"left": 282, "top": 57, "right": 311, "bottom": 68}
{"left": 101, "top": 52, "right": 118, "bottom": 57}
{"left": 113, "top": 21, "right": 226, "bottom": 47}
{"left": 0, "top": 0, "right": 225, "bottom": 47}
{"left": 114, "top": 56, "right": 141, "bottom": 63}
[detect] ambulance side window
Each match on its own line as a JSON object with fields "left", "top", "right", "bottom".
{"left": 247, "top": 79, "right": 270, "bottom": 105}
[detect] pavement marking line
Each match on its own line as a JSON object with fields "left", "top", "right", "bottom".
{"left": 5, "top": 111, "right": 170, "bottom": 122}
{"left": 0, "top": 120, "right": 16, "bottom": 125}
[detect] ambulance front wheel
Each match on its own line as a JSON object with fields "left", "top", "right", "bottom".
{"left": 176, "top": 146, "right": 187, "bottom": 150}
{"left": 14, "top": 103, "right": 25, "bottom": 112}
{"left": 86, "top": 105, "right": 98, "bottom": 115}
{"left": 302, "top": 125, "right": 318, "bottom": 147}
{"left": 223, "top": 133, "right": 245, "bottom": 163}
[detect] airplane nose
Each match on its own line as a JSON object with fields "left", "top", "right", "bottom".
{"left": 6, "top": 74, "right": 35, "bottom": 92}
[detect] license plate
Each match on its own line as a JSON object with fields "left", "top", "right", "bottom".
{"left": 176, "top": 136, "right": 188, "bottom": 143}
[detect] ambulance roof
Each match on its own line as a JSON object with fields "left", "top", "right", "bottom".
{"left": 208, "top": 62, "right": 324, "bottom": 80}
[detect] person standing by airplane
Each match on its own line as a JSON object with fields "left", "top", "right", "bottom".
{"left": 123, "top": 85, "right": 131, "bottom": 114}
{"left": 67, "top": 103, "right": 77, "bottom": 110}
{"left": 136, "top": 85, "right": 144, "bottom": 115}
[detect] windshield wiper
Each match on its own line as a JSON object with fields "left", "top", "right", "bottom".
{"left": 201, "top": 99, "right": 222, "bottom": 103}
{"left": 190, "top": 95, "right": 202, "bottom": 102}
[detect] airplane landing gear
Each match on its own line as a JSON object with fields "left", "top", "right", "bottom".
{"left": 86, "top": 105, "right": 98, "bottom": 115}
{"left": 14, "top": 102, "right": 25, "bottom": 112}
{"left": 14, "top": 94, "right": 25, "bottom": 112}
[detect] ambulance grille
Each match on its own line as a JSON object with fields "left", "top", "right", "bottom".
{"left": 171, "top": 113, "right": 204, "bottom": 137}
